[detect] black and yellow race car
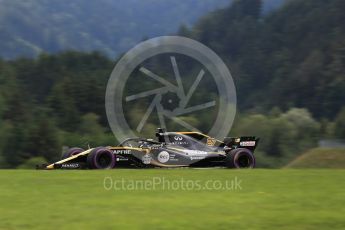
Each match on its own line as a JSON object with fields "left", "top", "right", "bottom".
{"left": 38, "top": 129, "right": 259, "bottom": 169}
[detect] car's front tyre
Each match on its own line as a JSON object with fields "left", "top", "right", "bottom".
{"left": 61, "top": 147, "right": 85, "bottom": 160}
{"left": 87, "top": 147, "right": 116, "bottom": 169}
{"left": 225, "top": 148, "right": 255, "bottom": 169}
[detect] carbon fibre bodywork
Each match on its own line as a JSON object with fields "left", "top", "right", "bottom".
{"left": 39, "top": 129, "right": 259, "bottom": 169}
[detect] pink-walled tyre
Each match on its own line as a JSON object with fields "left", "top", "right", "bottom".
{"left": 87, "top": 147, "right": 116, "bottom": 169}
{"left": 61, "top": 147, "right": 85, "bottom": 160}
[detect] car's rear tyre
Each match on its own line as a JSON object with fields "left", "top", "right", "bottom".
{"left": 61, "top": 147, "right": 85, "bottom": 160}
{"left": 87, "top": 147, "right": 116, "bottom": 169}
{"left": 225, "top": 148, "right": 255, "bottom": 169}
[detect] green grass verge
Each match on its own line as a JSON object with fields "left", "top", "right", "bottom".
{"left": 0, "top": 169, "right": 344, "bottom": 229}
{"left": 286, "top": 148, "right": 345, "bottom": 168}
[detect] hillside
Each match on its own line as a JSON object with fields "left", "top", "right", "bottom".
{"left": 286, "top": 148, "right": 345, "bottom": 168}
{"left": 183, "top": 0, "right": 345, "bottom": 119}
{"left": 0, "top": 0, "right": 232, "bottom": 59}
{"left": 0, "top": 0, "right": 287, "bottom": 59}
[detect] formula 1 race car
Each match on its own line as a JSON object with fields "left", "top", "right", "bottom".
{"left": 38, "top": 129, "right": 259, "bottom": 170}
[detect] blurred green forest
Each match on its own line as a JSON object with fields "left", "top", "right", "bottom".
{"left": 0, "top": 0, "right": 345, "bottom": 168}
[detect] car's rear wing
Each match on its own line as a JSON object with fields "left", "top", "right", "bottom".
{"left": 223, "top": 136, "right": 260, "bottom": 151}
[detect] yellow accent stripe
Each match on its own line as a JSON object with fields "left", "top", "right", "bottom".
{"left": 46, "top": 147, "right": 151, "bottom": 169}
{"left": 46, "top": 149, "right": 93, "bottom": 169}
{"left": 150, "top": 159, "right": 188, "bottom": 167}
{"left": 175, "top": 132, "right": 224, "bottom": 143}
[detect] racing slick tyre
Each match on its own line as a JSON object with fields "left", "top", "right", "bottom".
{"left": 87, "top": 147, "right": 116, "bottom": 169}
{"left": 61, "top": 147, "right": 85, "bottom": 160}
{"left": 225, "top": 148, "right": 255, "bottom": 169}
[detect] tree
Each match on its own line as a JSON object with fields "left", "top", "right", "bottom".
{"left": 2, "top": 123, "right": 31, "bottom": 167}
{"left": 26, "top": 112, "right": 61, "bottom": 162}
{"left": 17, "top": 157, "right": 47, "bottom": 169}
{"left": 334, "top": 107, "right": 345, "bottom": 138}
{"left": 79, "top": 113, "right": 103, "bottom": 136}
{"left": 0, "top": 94, "right": 5, "bottom": 167}
{"left": 47, "top": 78, "right": 81, "bottom": 131}
{"left": 281, "top": 108, "right": 320, "bottom": 151}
